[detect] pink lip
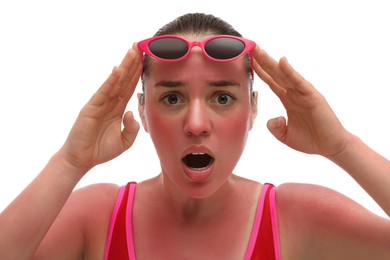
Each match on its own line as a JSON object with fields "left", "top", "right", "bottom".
{"left": 181, "top": 145, "right": 214, "bottom": 159}
{"left": 182, "top": 160, "right": 214, "bottom": 181}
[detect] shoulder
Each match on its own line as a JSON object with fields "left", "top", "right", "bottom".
{"left": 275, "top": 183, "right": 390, "bottom": 260}
{"left": 275, "top": 182, "right": 357, "bottom": 234}
{"left": 48, "top": 182, "right": 121, "bottom": 227}
{"left": 71, "top": 182, "right": 120, "bottom": 205}
{"left": 275, "top": 182, "right": 384, "bottom": 229}
{"left": 72, "top": 183, "right": 122, "bottom": 258}
{"left": 34, "top": 183, "right": 121, "bottom": 259}
{"left": 69, "top": 183, "right": 120, "bottom": 231}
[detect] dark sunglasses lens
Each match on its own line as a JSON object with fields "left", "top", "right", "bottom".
{"left": 205, "top": 38, "right": 245, "bottom": 60}
{"left": 149, "top": 38, "right": 188, "bottom": 59}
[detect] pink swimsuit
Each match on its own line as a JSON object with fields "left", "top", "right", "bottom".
{"left": 104, "top": 183, "right": 281, "bottom": 260}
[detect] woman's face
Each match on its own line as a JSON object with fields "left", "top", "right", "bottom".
{"left": 139, "top": 37, "right": 257, "bottom": 198}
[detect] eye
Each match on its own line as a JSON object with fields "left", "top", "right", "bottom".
{"left": 161, "top": 93, "right": 183, "bottom": 105}
{"left": 212, "top": 93, "right": 235, "bottom": 105}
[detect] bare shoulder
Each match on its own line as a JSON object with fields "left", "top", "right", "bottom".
{"left": 71, "top": 183, "right": 120, "bottom": 256}
{"left": 275, "top": 183, "right": 390, "bottom": 260}
{"left": 35, "top": 183, "right": 120, "bottom": 260}
{"left": 71, "top": 182, "right": 120, "bottom": 208}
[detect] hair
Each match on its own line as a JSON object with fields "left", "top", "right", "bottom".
{"left": 140, "top": 13, "right": 254, "bottom": 104}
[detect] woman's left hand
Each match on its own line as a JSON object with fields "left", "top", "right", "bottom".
{"left": 252, "top": 46, "right": 350, "bottom": 157}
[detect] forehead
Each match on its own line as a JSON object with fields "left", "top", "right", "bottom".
{"left": 147, "top": 55, "right": 248, "bottom": 83}
{"left": 178, "top": 33, "right": 217, "bottom": 41}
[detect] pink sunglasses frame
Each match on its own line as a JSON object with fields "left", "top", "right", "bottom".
{"left": 137, "top": 34, "right": 256, "bottom": 62}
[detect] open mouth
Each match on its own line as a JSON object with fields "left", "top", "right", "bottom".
{"left": 182, "top": 153, "right": 214, "bottom": 170}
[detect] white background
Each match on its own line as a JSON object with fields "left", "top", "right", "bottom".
{"left": 0, "top": 0, "right": 389, "bottom": 218}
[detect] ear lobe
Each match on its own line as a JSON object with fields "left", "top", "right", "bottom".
{"left": 137, "top": 93, "right": 149, "bottom": 132}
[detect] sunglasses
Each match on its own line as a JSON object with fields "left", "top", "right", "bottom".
{"left": 137, "top": 35, "right": 256, "bottom": 62}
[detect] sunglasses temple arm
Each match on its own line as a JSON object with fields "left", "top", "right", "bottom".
{"left": 250, "top": 53, "right": 255, "bottom": 82}
{"left": 139, "top": 53, "right": 146, "bottom": 80}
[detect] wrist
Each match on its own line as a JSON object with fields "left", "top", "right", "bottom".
{"left": 48, "top": 150, "right": 90, "bottom": 184}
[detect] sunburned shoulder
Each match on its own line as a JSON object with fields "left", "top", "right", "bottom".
{"left": 69, "top": 183, "right": 120, "bottom": 223}
{"left": 62, "top": 182, "right": 121, "bottom": 233}
{"left": 34, "top": 183, "right": 121, "bottom": 259}
{"left": 275, "top": 183, "right": 390, "bottom": 260}
{"left": 72, "top": 182, "right": 120, "bottom": 202}
{"left": 275, "top": 182, "right": 381, "bottom": 225}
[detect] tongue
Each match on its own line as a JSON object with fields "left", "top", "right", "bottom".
{"left": 183, "top": 154, "right": 213, "bottom": 169}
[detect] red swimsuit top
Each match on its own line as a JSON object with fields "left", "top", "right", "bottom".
{"left": 104, "top": 182, "right": 281, "bottom": 260}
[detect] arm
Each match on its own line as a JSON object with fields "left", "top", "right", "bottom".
{"left": 252, "top": 46, "right": 390, "bottom": 259}
{"left": 0, "top": 44, "right": 142, "bottom": 259}
{"left": 252, "top": 46, "right": 390, "bottom": 216}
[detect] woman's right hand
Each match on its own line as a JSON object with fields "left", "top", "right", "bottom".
{"left": 58, "top": 43, "right": 142, "bottom": 177}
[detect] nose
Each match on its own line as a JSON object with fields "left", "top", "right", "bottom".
{"left": 183, "top": 100, "right": 211, "bottom": 137}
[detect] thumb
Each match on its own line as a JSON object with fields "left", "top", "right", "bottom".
{"left": 267, "top": 116, "right": 287, "bottom": 142}
{"left": 122, "top": 111, "right": 140, "bottom": 150}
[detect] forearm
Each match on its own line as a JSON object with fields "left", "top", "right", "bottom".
{"left": 0, "top": 152, "right": 85, "bottom": 259}
{"left": 328, "top": 134, "right": 390, "bottom": 217}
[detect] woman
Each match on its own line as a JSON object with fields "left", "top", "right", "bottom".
{"left": 0, "top": 13, "right": 389, "bottom": 260}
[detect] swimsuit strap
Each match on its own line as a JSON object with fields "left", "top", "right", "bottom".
{"left": 104, "top": 182, "right": 136, "bottom": 260}
{"left": 245, "top": 183, "right": 281, "bottom": 260}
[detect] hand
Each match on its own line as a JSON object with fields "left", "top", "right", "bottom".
{"left": 58, "top": 43, "right": 142, "bottom": 175}
{"left": 252, "top": 46, "right": 350, "bottom": 157}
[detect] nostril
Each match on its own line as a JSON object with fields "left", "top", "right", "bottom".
{"left": 185, "top": 130, "right": 209, "bottom": 136}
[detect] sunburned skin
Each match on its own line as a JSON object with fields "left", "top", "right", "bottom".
{"left": 140, "top": 47, "right": 255, "bottom": 198}
{"left": 2, "top": 12, "right": 389, "bottom": 259}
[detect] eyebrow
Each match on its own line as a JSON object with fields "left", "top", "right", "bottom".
{"left": 208, "top": 80, "right": 241, "bottom": 87}
{"left": 155, "top": 80, "right": 185, "bottom": 88}
{"left": 154, "top": 80, "right": 240, "bottom": 88}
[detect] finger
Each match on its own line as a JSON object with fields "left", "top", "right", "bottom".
{"left": 266, "top": 116, "right": 287, "bottom": 143}
{"left": 132, "top": 42, "right": 143, "bottom": 59}
{"left": 120, "top": 57, "right": 143, "bottom": 103}
{"left": 121, "top": 111, "right": 140, "bottom": 150}
{"left": 253, "top": 57, "right": 285, "bottom": 97}
{"left": 112, "top": 48, "right": 141, "bottom": 98}
{"left": 88, "top": 66, "right": 122, "bottom": 107}
{"left": 252, "top": 46, "right": 283, "bottom": 81}
{"left": 279, "top": 57, "right": 314, "bottom": 95}
{"left": 252, "top": 47, "right": 286, "bottom": 97}
{"left": 253, "top": 47, "right": 301, "bottom": 91}
{"left": 117, "top": 43, "right": 143, "bottom": 103}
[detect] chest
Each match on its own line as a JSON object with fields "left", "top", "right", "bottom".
{"left": 103, "top": 183, "right": 279, "bottom": 260}
{"left": 132, "top": 211, "right": 254, "bottom": 260}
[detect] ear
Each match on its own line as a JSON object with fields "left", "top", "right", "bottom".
{"left": 137, "top": 93, "right": 149, "bottom": 132}
{"left": 250, "top": 91, "right": 258, "bottom": 129}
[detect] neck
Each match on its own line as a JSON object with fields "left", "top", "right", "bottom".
{"left": 157, "top": 173, "right": 238, "bottom": 223}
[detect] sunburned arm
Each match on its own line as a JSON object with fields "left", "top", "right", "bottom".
{"left": 327, "top": 134, "right": 390, "bottom": 217}
{"left": 253, "top": 46, "right": 390, "bottom": 258}
{"left": 277, "top": 183, "right": 390, "bottom": 260}
{"left": 0, "top": 153, "right": 84, "bottom": 259}
{"left": 252, "top": 46, "right": 390, "bottom": 214}
{"left": 0, "top": 46, "right": 141, "bottom": 259}
{"left": 0, "top": 153, "right": 119, "bottom": 260}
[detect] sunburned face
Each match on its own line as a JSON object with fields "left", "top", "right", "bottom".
{"left": 139, "top": 38, "right": 257, "bottom": 198}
